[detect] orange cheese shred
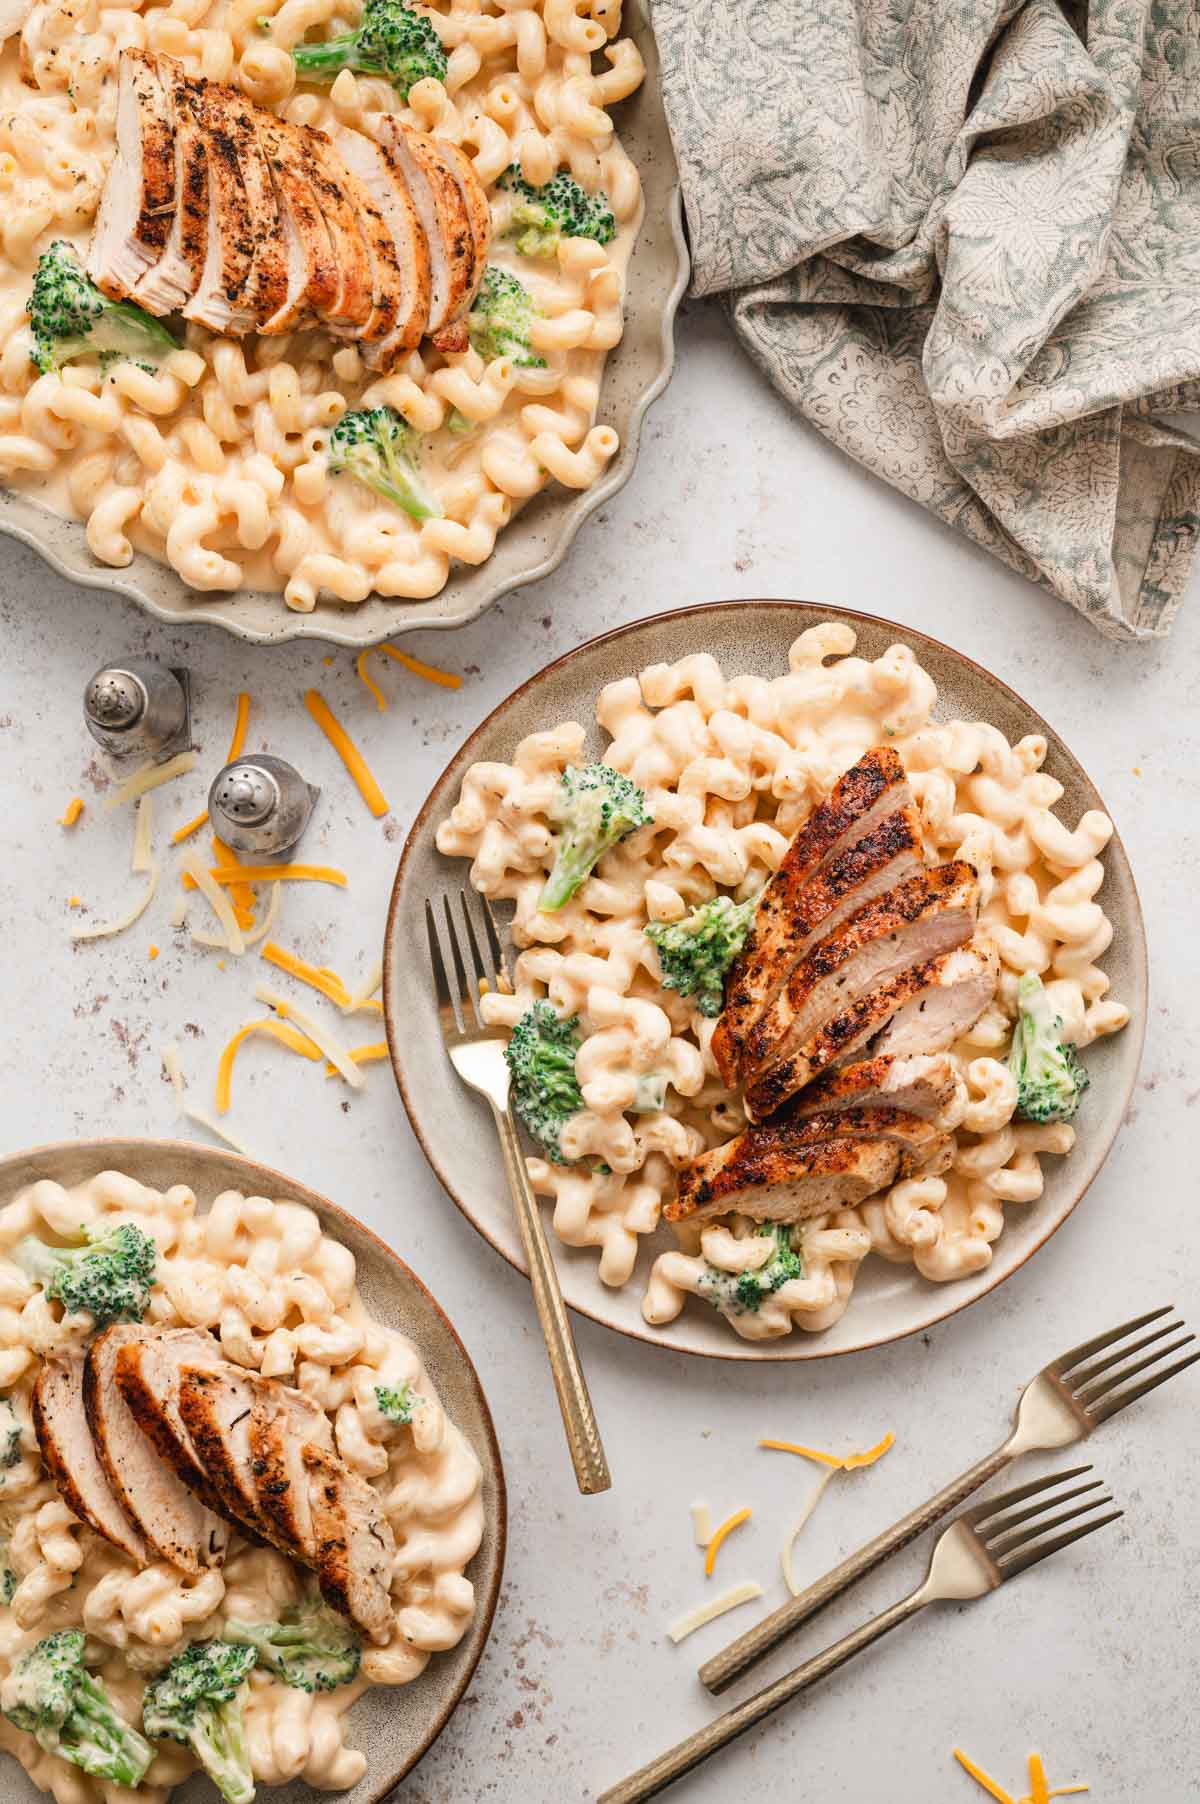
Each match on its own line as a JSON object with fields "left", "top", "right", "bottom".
{"left": 213, "top": 835, "right": 255, "bottom": 929}
{"left": 171, "top": 810, "right": 210, "bottom": 846}
{"left": 704, "top": 1507, "right": 751, "bottom": 1578}
{"left": 169, "top": 693, "right": 251, "bottom": 844}
{"left": 842, "top": 1433, "right": 895, "bottom": 1470}
{"left": 215, "top": 1018, "right": 322, "bottom": 1113}
{"left": 304, "top": 689, "right": 389, "bottom": 818}
{"left": 324, "top": 1041, "right": 389, "bottom": 1076}
{"left": 183, "top": 864, "right": 347, "bottom": 889}
{"left": 760, "top": 1433, "right": 895, "bottom": 1471}
{"left": 261, "top": 942, "right": 352, "bottom": 1007}
{"left": 952, "top": 1751, "right": 1016, "bottom": 1804}
{"left": 1028, "top": 1754, "right": 1051, "bottom": 1804}
{"left": 59, "top": 797, "right": 84, "bottom": 827}
{"left": 379, "top": 643, "right": 462, "bottom": 690}
{"left": 355, "top": 651, "right": 389, "bottom": 712}
{"left": 759, "top": 1441, "right": 844, "bottom": 1468}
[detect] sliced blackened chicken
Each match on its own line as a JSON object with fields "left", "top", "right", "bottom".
{"left": 668, "top": 1134, "right": 902, "bottom": 1227}
{"left": 335, "top": 125, "right": 431, "bottom": 361}
{"left": 420, "top": 134, "right": 490, "bottom": 350}
{"left": 134, "top": 58, "right": 208, "bottom": 315}
{"left": 184, "top": 78, "right": 287, "bottom": 333}
{"left": 302, "top": 1442, "right": 396, "bottom": 1646}
{"left": 114, "top": 1326, "right": 230, "bottom": 1521}
{"left": 792, "top": 1052, "right": 966, "bottom": 1126}
{"left": 782, "top": 1104, "right": 950, "bottom": 1169}
{"left": 255, "top": 112, "right": 341, "bottom": 332}
{"left": 741, "top": 862, "right": 979, "bottom": 1090}
{"left": 323, "top": 145, "right": 407, "bottom": 345}
{"left": 300, "top": 124, "right": 374, "bottom": 330}
{"left": 84, "top": 1326, "right": 228, "bottom": 1574}
{"left": 378, "top": 120, "right": 474, "bottom": 342}
{"left": 875, "top": 935, "right": 1000, "bottom": 1057}
{"left": 177, "top": 1362, "right": 272, "bottom": 1538}
{"left": 245, "top": 1379, "right": 334, "bottom": 1562}
{"left": 86, "top": 50, "right": 175, "bottom": 302}
{"left": 32, "top": 1353, "right": 150, "bottom": 1566}
{"left": 712, "top": 749, "right": 913, "bottom": 1086}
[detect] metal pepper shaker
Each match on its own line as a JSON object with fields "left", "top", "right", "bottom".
{"left": 208, "top": 754, "right": 319, "bottom": 856}
{"left": 83, "top": 660, "right": 192, "bottom": 761}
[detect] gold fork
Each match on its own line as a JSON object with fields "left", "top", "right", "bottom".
{"left": 426, "top": 889, "right": 611, "bottom": 1496}
{"left": 702, "top": 1303, "right": 1195, "bottom": 1694}
{"left": 601, "top": 1465, "right": 1121, "bottom": 1804}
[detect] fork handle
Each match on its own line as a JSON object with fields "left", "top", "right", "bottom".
{"left": 699, "top": 1439, "right": 1012, "bottom": 1694}
{"left": 600, "top": 1589, "right": 927, "bottom": 1804}
{"left": 492, "top": 1103, "right": 611, "bottom": 1495}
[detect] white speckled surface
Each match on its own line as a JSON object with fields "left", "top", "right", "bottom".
{"left": 2, "top": 301, "right": 1197, "bottom": 1802}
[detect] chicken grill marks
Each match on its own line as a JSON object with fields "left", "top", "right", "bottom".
{"left": 682, "top": 748, "right": 1001, "bottom": 1230}
{"left": 90, "top": 48, "right": 490, "bottom": 366}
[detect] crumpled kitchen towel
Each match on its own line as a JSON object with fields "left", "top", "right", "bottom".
{"left": 650, "top": 0, "right": 1200, "bottom": 640}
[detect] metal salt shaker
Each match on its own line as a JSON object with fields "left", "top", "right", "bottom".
{"left": 83, "top": 660, "right": 192, "bottom": 761}
{"left": 208, "top": 754, "right": 319, "bottom": 855}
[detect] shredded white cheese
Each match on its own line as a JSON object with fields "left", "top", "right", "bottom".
{"left": 691, "top": 1502, "right": 713, "bottom": 1547}
{"left": 169, "top": 891, "right": 189, "bottom": 929}
{"left": 70, "top": 795, "right": 160, "bottom": 942}
{"left": 343, "top": 957, "right": 383, "bottom": 1013}
{"left": 182, "top": 852, "right": 246, "bottom": 956}
{"left": 162, "top": 1042, "right": 252, "bottom": 1156}
{"left": 667, "top": 1582, "right": 763, "bottom": 1645}
{"left": 103, "top": 749, "right": 197, "bottom": 811}
{"left": 193, "top": 880, "right": 280, "bottom": 951}
{"left": 781, "top": 1469, "right": 837, "bottom": 1598}
{"left": 253, "top": 982, "right": 366, "bottom": 1089}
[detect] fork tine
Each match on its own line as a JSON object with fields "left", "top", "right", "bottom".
{"left": 458, "top": 890, "right": 492, "bottom": 1003}
{"left": 963, "top": 1463, "right": 1092, "bottom": 1528}
{"left": 479, "top": 893, "right": 511, "bottom": 991}
{"left": 442, "top": 895, "right": 478, "bottom": 1028}
{"left": 426, "top": 899, "right": 460, "bottom": 1033}
{"left": 1088, "top": 1347, "right": 1200, "bottom": 1424}
{"left": 1000, "top": 1508, "right": 1123, "bottom": 1578}
{"left": 1067, "top": 1317, "right": 1186, "bottom": 1393}
{"left": 1049, "top": 1305, "right": 1174, "bottom": 1379}
{"left": 990, "top": 1494, "right": 1114, "bottom": 1560}
{"left": 1081, "top": 1333, "right": 1195, "bottom": 1402}
{"left": 978, "top": 1479, "right": 1104, "bottom": 1545}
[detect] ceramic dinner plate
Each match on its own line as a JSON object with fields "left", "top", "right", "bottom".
{"left": 0, "top": 1137, "right": 506, "bottom": 1804}
{"left": 384, "top": 601, "right": 1147, "bottom": 1362}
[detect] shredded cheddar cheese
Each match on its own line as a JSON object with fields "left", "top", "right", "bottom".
{"left": 148, "top": 944, "right": 159, "bottom": 960}
{"left": 261, "top": 942, "right": 352, "bottom": 1007}
{"left": 667, "top": 1582, "right": 763, "bottom": 1646}
{"left": 181, "top": 852, "right": 245, "bottom": 956}
{"left": 355, "top": 651, "right": 389, "bottom": 712}
{"left": 704, "top": 1507, "right": 751, "bottom": 1577}
{"left": 357, "top": 642, "right": 463, "bottom": 709}
{"left": 843, "top": 1433, "right": 895, "bottom": 1470}
{"left": 343, "top": 959, "right": 384, "bottom": 1013}
{"left": 59, "top": 797, "right": 84, "bottom": 826}
{"left": 171, "top": 811, "right": 209, "bottom": 846}
{"left": 215, "top": 1017, "right": 322, "bottom": 1113}
{"left": 760, "top": 1433, "right": 895, "bottom": 1471}
{"left": 253, "top": 982, "right": 365, "bottom": 1089}
{"left": 781, "top": 1468, "right": 837, "bottom": 1597}
{"left": 195, "top": 882, "right": 280, "bottom": 952}
{"left": 184, "top": 862, "right": 347, "bottom": 889}
{"left": 102, "top": 749, "right": 197, "bottom": 811}
{"left": 954, "top": 1752, "right": 1016, "bottom": 1803}
{"left": 324, "top": 1042, "right": 389, "bottom": 1075}
{"left": 71, "top": 796, "right": 160, "bottom": 942}
{"left": 690, "top": 1502, "right": 713, "bottom": 1548}
{"left": 212, "top": 835, "right": 256, "bottom": 928}
{"left": 759, "top": 1440, "right": 845, "bottom": 1468}
{"left": 304, "top": 689, "right": 389, "bottom": 818}
{"left": 170, "top": 693, "right": 251, "bottom": 843}
{"left": 952, "top": 1750, "right": 1089, "bottom": 1803}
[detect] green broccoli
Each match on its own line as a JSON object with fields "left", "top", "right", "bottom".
{"left": 291, "top": 0, "right": 446, "bottom": 94}
{"left": 328, "top": 406, "right": 442, "bottom": 522}
{"left": 13, "top": 1221, "right": 156, "bottom": 1328}
{"left": 27, "top": 241, "right": 180, "bottom": 376}
{"left": 497, "top": 166, "right": 615, "bottom": 259}
{"left": 539, "top": 763, "right": 653, "bottom": 912}
{"left": 1008, "top": 971, "right": 1090, "bottom": 1123}
{"left": 1, "top": 1630, "right": 154, "bottom": 1786}
{"left": 375, "top": 1382, "right": 419, "bottom": 1425}
{"left": 505, "top": 1001, "right": 584, "bottom": 1163}
{"left": 142, "top": 1641, "right": 256, "bottom": 1804}
{"left": 0, "top": 1398, "right": 21, "bottom": 1473}
{"left": 0, "top": 1564, "right": 15, "bottom": 1607}
{"left": 697, "top": 1225, "right": 805, "bottom": 1319}
{"left": 445, "top": 407, "right": 477, "bottom": 436}
{"left": 225, "top": 1600, "right": 360, "bottom": 1695}
{"left": 466, "top": 266, "right": 546, "bottom": 369}
{"left": 645, "top": 894, "right": 758, "bottom": 1018}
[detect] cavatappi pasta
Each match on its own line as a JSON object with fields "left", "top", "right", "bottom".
{"left": 0, "top": 1169, "right": 484, "bottom": 1800}
{"left": 0, "top": 0, "right": 644, "bottom": 609}
{"left": 435, "top": 623, "right": 1129, "bottom": 1342}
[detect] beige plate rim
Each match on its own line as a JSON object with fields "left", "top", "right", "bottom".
{"left": 0, "top": 1134, "right": 507, "bottom": 1802}
{"left": 383, "top": 599, "right": 1148, "bottom": 1363}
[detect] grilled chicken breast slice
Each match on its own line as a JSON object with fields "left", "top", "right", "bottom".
{"left": 668, "top": 1135, "right": 902, "bottom": 1226}
{"left": 781, "top": 1104, "right": 950, "bottom": 1167}
{"left": 246, "top": 1381, "right": 334, "bottom": 1561}
{"left": 791, "top": 1052, "right": 967, "bottom": 1127}
{"left": 32, "top": 1353, "right": 150, "bottom": 1565}
{"left": 378, "top": 121, "right": 474, "bottom": 340}
{"left": 299, "top": 124, "right": 374, "bottom": 330}
{"left": 133, "top": 58, "right": 208, "bottom": 314}
{"left": 875, "top": 936, "right": 1000, "bottom": 1057}
{"left": 177, "top": 1363, "right": 272, "bottom": 1538}
{"left": 324, "top": 151, "right": 406, "bottom": 344}
{"left": 114, "top": 1327, "right": 230, "bottom": 1519}
{"left": 87, "top": 50, "right": 175, "bottom": 301}
{"left": 84, "top": 1326, "right": 228, "bottom": 1573}
{"left": 742, "top": 862, "right": 979, "bottom": 1086}
{"left": 183, "top": 78, "right": 288, "bottom": 332}
{"left": 303, "top": 1442, "right": 396, "bottom": 1645}
{"left": 713, "top": 748, "right": 912, "bottom": 1085}
{"left": 254, "top": 112, "right": 339, "bottom": 332}
{"left": 420, "top": 134, "right": 490, "bottom": 351}
{"left": 335, "top": 125, "right": 431, "bottom": 360}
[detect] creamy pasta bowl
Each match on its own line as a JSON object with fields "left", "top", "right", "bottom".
{"left": 0, "top": 1137, "right": 505, "bottom": 1803}
{"left": 385, "top": 600, "right": 1148, "bottom": 1362}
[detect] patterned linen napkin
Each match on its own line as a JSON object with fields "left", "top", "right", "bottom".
{"left": 650, "top": 0, "right": 1200, "bottom": 640}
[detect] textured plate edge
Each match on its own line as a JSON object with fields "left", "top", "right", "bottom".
{"left": 0, "top": 1133, "right": 509, "bottom": 1801}
{"left": 382, "top": 597, "right": 1149, "bottom": 1364}
{"left": 0, "top": 1, "right": 688, "bottom": 650}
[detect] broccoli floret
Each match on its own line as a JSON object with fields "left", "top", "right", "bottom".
{"left": 374, "top": 1382, "right": 419, "bottom": 1425}
{"left": 225, "top": 1600, "right": 360, "bottom": 1695}
{"left": 0, "top": 1563, "right": 15, "bottom": 1607}
{"left": 645, "top": 894, "right": 758, "bottom": 1018}
{"left": 497, "top": 166, "right": 615, "bottom": 259}
{"left": 539, "top": 763, "right": 653, "bottom": 912}
{"left": 445, "top": 406, "right": 477, "bottom": 436}
{"left": 27, "top": 241, "right": 180, "bottom": 377}
{"left": 13, "top": 1221, "right": 156, "bottom": 1328}
{"left": 292, "top": 0, "right": 446, "bottom": 94}
{"left": 0, "top": 1398, "right": 21, "bottom": 1473}
{"left": 697, "top": 1225, "right": 805, "bottom": 1319}
{"left": 505, "top": 1001, "right": 584, "bottom": 1164}
{"left": 143, "top": 1641, "right": 256, "bottom": 1804}
{"left": 467, "top": 266, "right": 546, "bottom": 369}
{"left": 1, "top": 1630, "right": 154, "bottom": 1786}
{"left": 1008, "top": 971, "right": 1090, "bottom": 1123}
{"left": 328, "top": 405, "right": 442, "bottom": 522}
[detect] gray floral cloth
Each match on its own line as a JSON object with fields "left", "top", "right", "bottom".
{"left": 650, "top": 0, "right": 1200, "bottom": 639}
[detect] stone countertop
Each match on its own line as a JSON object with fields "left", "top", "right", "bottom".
{"left": 1, "top": 298, "right": 1197, "bottom": 1803}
